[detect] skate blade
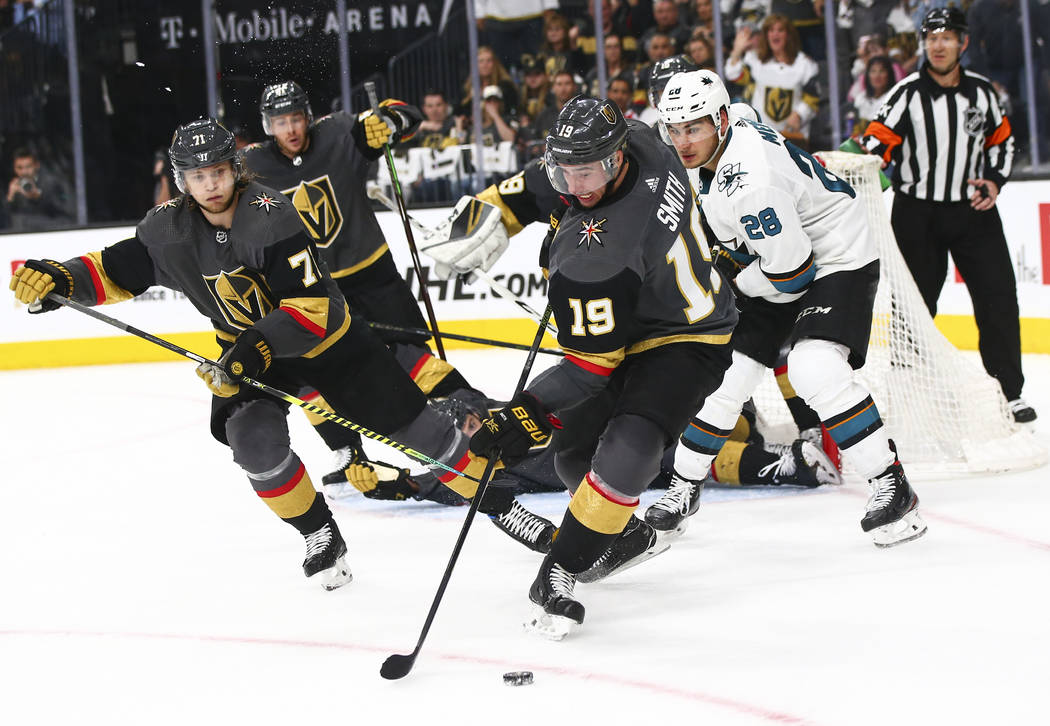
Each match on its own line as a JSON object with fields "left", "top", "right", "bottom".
{"left": 650, "top": 517, "right": 689, "bottom": 543}
{"left": 322, "top": 481, "right": 358, "bottom": 500}
{"left": 315, "top": 556, "right": 353, "bottom": 591}
{"left": 576, "top": 539, "right": 672, "bottom": 583}
{"left": 872, "top": 510, "right": 928, "bottom": 548}
{"left": 523, "top": 604, "right": 577, "bottom": 641}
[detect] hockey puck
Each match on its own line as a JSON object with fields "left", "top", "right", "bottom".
{"left": 503, "top": 671, "right": 534, "bottom": 686}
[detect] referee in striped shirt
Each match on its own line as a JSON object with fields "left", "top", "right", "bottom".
{"left": 861, "top": 6, "right": 1036, "bottom": 423}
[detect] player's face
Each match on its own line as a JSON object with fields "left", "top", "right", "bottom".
{"left": 270, "top": 111, "right": 310, "bottom": 155}
{"left": 184, "top": 160, "right": 237, "bottom": 214}
{"left": 665, "top": 117, "right": 720, "bottom": 169}
{"left": 548, "top": 151, "right": 622, "bottom": 207}
{"left": 924, "top": 29, "right": 966, "bottom": 75}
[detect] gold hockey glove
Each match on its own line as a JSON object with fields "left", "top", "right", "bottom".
{"left": 196, "top": 362, "right": 239, "bottom": 398}
{"left": 9, "top": 259, "right": 73, "bottom": 312}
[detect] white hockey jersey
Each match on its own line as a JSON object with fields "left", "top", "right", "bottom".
{"left": 725, "top": 50, "right": 820, "bottom": 135}
{"left": 688, "top": 118, "right": 877, "bottom": 303}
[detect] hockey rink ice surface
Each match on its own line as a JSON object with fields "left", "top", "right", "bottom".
{"left": 1, "top": 348, "right": 1048, "bottom": 726}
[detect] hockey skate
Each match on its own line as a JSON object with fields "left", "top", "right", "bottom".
{"left": 800, "top": 425, "right": 842, "bottom": 472}
{"left": 302, "top": 519, "right": 353, "bottom": 590}
{"left": 643, "top": 474, "right": 706, "bottom": 536}
{"left": 760, "top": 441, "right": 843, "bottom": 487}
{"left": 489, "top": 499, "right": 556, "bottom": 553}
{"left": 524, "top": 553, "right": 584, "bottom": 641}
{"left": 576, "top": 516, "right": 670, "bottom": 583}
{"left": 861, "top": 443, "right": 927, "bottom": 548}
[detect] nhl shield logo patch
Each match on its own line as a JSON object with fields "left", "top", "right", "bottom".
{"left": 963, "top": 107, "right": 985, "bottom": 138}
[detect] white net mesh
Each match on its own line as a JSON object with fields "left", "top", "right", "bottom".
{"left": 750, "top": 152, "right": 1046, "bottom": 477}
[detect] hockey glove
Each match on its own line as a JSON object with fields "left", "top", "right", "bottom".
{"left": 221, "top": 328, "right": 272, "bottom": 379}
{"left": 362, "top": 99, "right": 413, "bottom": 149}
{"left": 420, "top": 195, "right": 509, "bottom": 280}
{"left": 195, "top": 362, "right": 239, "bottom": 398}
{"left": 9, "top": 259, "right": 74, "bottom": 313}
{"left": 469, "top": 392, "right": 560, "bottom": 465}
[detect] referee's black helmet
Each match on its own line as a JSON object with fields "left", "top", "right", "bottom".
{"left": 920, "top": 7, "right": 968, "bottom": 38}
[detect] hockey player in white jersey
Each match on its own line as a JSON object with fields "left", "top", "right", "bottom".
{"left": 655, "top": 70, "right": 927, "bottom": 547}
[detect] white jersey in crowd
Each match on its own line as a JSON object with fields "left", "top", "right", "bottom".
{"left": 688, "top": 118, "right": 877, "bottom": 302}
{"left": 725, "top": 50, "right": 820, "bottom": 135}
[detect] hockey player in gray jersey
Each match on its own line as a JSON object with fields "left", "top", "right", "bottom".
{"left": 656, "top": 70, "right": 927, "bottom": 548}
{"left": 241, "top": 81, "right": 483, "bottom": 502}
{"left": 8, "top": 119, "right": 550, "bottom": 589}
{"left": 454, "top": 97, "right": 738, "bottom": 639}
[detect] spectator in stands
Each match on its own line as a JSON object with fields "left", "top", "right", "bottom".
{"left": 529, "top": 70, "right": 578, "bottom": 155}
{"left": 849, "top": 0, "right": 900, "bottom": 46}
{"left": 519, "top": 53, "right": 553, "bottom": 124}
{"left": 152, "top": 148, "right": 176, "bottom": 206}
{"left": 4, "top": 147, "right": 73, "bottom": 232}
{"left": 849, "top": 55, "right": 896, "bottom": 135}
{"left": 571, "top": 0, "right": 640, "bottom": 69}
{"left": 685, "top": 29, "right": 716, "bottom": 68}
{"left": 456, "top": 85, "right": 519, "bottom": 147}
{"left": 640, "top": 0, "right": 692, "bottom": 55}
{"left": 636, "top": 31, "right": 677, "bottom": 99}
{"left": 607, "top": 75, "right": 640, "bottom": 119}
{"left": 769, "top": 0, "right": 825, "bottom": 61}
{"left": 476, "top": 0, "right": 559, "bottom": 71}
{"left": 725, "top": 15, "right": 820, "bottom": 144}
{"left": 847, "top": 34, "right": 903, "bottom": 102}
{"left": 688, "top": 0, "right": 716, "bottom": 35}
{"left": 0, "top": 0, "right": 13, "bottom": 34}
{"left": 967, "top": 0, "right": 1030, "bottom": 118}
{"left": 408, "top": 89, "right": 459, "bottom": 150}
{"left": 460, "top": 46, "right": 520, "bottom": 118}
{"left": 540, "top": 12, "right": 588, "bottom": 77}
{"left": 583, "top": 33, "right": 634, "bottom": 96}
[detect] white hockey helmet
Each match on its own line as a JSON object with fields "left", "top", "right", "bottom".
{"left": 657, "top": 70, "right": 731, "bottom": 161}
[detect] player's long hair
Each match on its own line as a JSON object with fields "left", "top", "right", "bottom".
{"left": 756, "top": 14, "right": 801, "bottom": 65}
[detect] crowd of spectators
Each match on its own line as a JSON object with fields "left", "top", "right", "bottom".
{"left": 2, "top": 0, "right": 1049, "bottom": 228}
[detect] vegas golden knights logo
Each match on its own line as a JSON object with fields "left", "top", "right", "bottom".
{"left": 599, "top": 103, "right": 617, "bottom": 124}
{"left": 283, "top": 175, "right": 343, "bottom": 248}
{"left": 203, "top": 268, "right": 274, "bottom": 329}
{"left": 764, "top": 87, "right": 793, "bottom": 122}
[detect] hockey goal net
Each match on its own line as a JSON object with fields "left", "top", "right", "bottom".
{"left": 751, "top": 151, "right": 1046, "bottom": 477}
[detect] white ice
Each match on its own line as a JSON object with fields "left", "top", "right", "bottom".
{"left": 1, "top": 349, "right": 1048, "bottom": 726}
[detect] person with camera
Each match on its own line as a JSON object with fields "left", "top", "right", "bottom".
{"left": 5, "top": 148, "right": 73, "bottom": 231}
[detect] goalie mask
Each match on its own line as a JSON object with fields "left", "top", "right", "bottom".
{"left": 168, "top": 117, "right": 241, "bottom": 193}
{"left": 260, "top": 80, "right": 314, "bottom": 136}
{"left": 657, "top": 70, "right": 731, "bottom": 167}
{"left": 544, "top": 96, "right": 628, "bottom": 197}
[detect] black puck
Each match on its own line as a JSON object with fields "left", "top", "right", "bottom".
{"left": 503, "top": 671, "right": 534, "bottom": 686}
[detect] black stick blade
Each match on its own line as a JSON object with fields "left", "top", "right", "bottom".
{"left": 380, "top": 653, "right": 416, "bottom": 680}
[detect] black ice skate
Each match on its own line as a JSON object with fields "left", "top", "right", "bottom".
{"left": 490, "top": 499, "right": 556, "bottom": 553}
{"left": 761, "top": 441, "right": 842, "bottom": 487}
{"left": 861, "top": 443, "right": 927, "bottom": 548}
{"left": 302, "top": 519, "right": 353, "bottom": 590}
{"left": 525, "top": 553, "right": 584, "bottom": 640}
{"left": 576, "top": 516, "right": 670, "bottom": 583}
{"left": 643, "top": 474, "right": 705, "bottom": 535}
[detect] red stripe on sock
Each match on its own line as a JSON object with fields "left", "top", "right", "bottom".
{"left": 437, "top": 452, "right": 471, "bottom": 483}
{"left": 585, "top": 472, "right": 639, "bottom": 506}
{"left": 410, "top": 353, "right": 432, "bottom": 379}
{"left": 257, "top": 463, "right": 305, "bottom": 498}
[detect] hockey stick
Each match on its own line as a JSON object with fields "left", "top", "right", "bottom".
{"left": 380, "top": 304, "right": 554, "bottom": 681}
{"left": 44, "top": 294, "right": 481, "bottom": 483}
{"left": 365, "top": 184, "right": 557, "bottom": 335}
{"left": 366, "top": 81, "right": 447, "bottom": 360}
{"left": 368, "top": 320, "right": 562, "bottom": 356}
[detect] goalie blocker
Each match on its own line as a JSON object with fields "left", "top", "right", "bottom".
{"left": 419, "top": 196, "right": 509, "bottom": 280}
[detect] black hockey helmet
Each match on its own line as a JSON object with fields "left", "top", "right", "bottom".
{"left": 920, "top": 6, "right": 968, "bottom": 38}
{"left": 168, "top": 117, "right": 240, "bottom": 193}
{"left": 545, "top": 96, "right": 628, "bottom": 196}
{"left": 647, "top": 54, "right": 698, "bottom": 108}
{"left": 260, "top": 80, "right": 313, "bottom": 135}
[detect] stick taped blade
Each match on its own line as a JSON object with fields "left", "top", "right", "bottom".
{"left": 380, "top": 653, "right": 415, "bottom": 680}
